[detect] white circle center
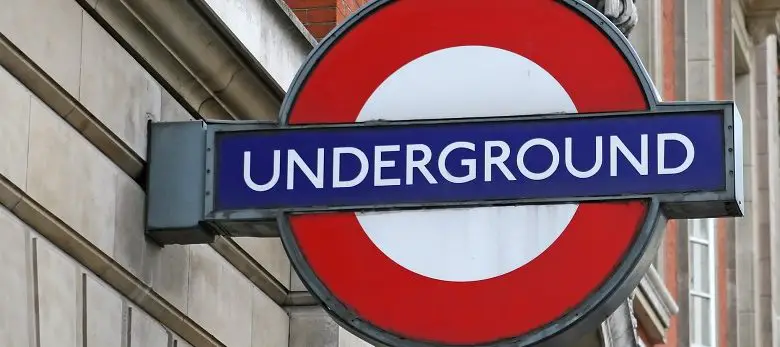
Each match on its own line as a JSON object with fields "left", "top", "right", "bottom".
{"left": 355, "top": 46, "right": 579, "bottom": 282}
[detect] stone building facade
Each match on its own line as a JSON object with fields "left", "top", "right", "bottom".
{"left": 0, "top": 0, "right": 779, "bottom": 347}
{"left": 628, "top": 0, "right": 780, "bottom": 346}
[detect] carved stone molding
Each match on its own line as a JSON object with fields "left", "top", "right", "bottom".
{"left": 747, "top": 10, "right": 780, "bottom": 43}
{"left": 584, "top": 0, "right": 639, "bottom": 36}
{"left": 82, "top": 0, "right": 314, "bottom": 121}
{"left": 743, "top": 0, "right": 780, "bottom": 43}
{"left": 632, "top": 266, "right": 680, "bottom": 344}
{"left": 601, "top": 298, "right": 641, "bottom": 347}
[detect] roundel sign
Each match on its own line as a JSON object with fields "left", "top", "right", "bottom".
{"left": 202, "top": 0, "right": 742, "bottom": 346}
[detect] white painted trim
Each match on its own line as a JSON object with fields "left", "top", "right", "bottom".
{"left": 708, "top": 219, "right": 717, "bottom": 347}
{"left": 688, "top": 218, "right": 718, "bottom": 347}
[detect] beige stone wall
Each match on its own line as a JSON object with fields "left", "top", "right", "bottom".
{"left": 734, "top": 28, "right": 780, "bottom": 347}
{"left": 0, "top": 203, "right": 190, "bottom": 347}
{"left": 629, "top": 1, "right": 780, "bottom": 346}
{"left": 0, "top": 0, "right": 367, "bottom": 346}
{"left": 0, "top": 59, "right": 295, "bottom": 345}
{"left": 730, "top": 4, "right": 780, "bottom": 346}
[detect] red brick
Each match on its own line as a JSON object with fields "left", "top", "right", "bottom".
{"left": 292, "top": 9, "right": 307, "bottom": 23}
{"left": 336, "top": 8, "right": 346, "bottom": 23}
{"left": 664, "top": 220, "right": 679, "bottom": 347}
{"left": 285, "top": 0, "right": 335, "bottom": 10}
{"left": 637, "top": 327, "right": 652, "bottom": 346}
{"left": 662, "top": 0, "right": 675, "bottom": 100}
{"left": 714, "top": 0, "right": 725, "bottom": 100}
{"left": 306, "top": 7, "right": 336, "bottom": 23}
{"left": 305, "top": 23, "right": 336, "bottom": 39}
{"left": 336, "top": 0, "right": 363, "bottom": 23}
{"left": 658, "top": 2, "right": 680, "bottom": 345}
{"left": 713, "top": 1, "right": 729, "bottom": 345}
{"left": 339, "top": 0, "right": 358, "bottom": 13}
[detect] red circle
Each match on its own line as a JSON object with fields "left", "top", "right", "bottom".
{"left": 283, "top": 0, "right": 651, "bottom": 345}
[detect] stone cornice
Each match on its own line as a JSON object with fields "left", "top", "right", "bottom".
{"left": 632, "top": 265, "right": 679, "bottom": 344}
{"left": 743, "top": 0, "right": 780, "bottom": 43}
{"left": 82, "top": 0, "right": 314, "bottom": 121}
{"left": 601, "top": 298, "right": 641, "bottom": 347}
{"left": 583, "top": 0, "right": 638, "bottom": 36}
{"left": 734, "top": 0, "right": 756, "bottom": 73}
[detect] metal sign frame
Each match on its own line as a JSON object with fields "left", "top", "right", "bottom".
{"left": 200, "top": 103, "right": 742, "bottom": 221}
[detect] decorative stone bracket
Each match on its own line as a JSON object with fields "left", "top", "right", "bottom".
{"left": 632, "top": 266, "right": 680, "bottom": 344}
{"left": 744, "top": 0, "right": 780, "bottom": 43}
{"left": 584, "top": 0, "right": 639, "bottom": 36}
{"left": 595, "top": 265, "right": 679, "bottom": 347}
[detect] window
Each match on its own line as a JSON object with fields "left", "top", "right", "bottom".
{"left": 689, "top": 218, "right": 717, "bottom": 347}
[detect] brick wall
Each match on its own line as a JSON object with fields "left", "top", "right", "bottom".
{"left": 286, "top": 0, "right": 370, "bottom": 40}
{"left": 660, "top": 0, "right": 680, "bottom": 346}
{"left": 336, "top": 0, "right": 371, "bottom": 23}
{"left": 287, "top": 0, "right": 337, "bottom": 40}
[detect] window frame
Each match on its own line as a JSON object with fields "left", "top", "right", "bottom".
{"left": 688, "top": 218, "right": 717, "bottom": 347}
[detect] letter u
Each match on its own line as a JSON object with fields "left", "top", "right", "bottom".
{"left": 244, "top": 151, "right": 280, "bottom": 192}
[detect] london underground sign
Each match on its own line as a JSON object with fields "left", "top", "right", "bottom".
{"left": 219, "top": 112, "right": 725, "bottom": 211}
{"left": 145, "top": 0, "right": 744, "bottom": 346}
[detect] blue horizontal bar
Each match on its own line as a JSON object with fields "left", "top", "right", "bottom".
{"left": 213, "top": 111, "right": 726, "bottom": 211}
